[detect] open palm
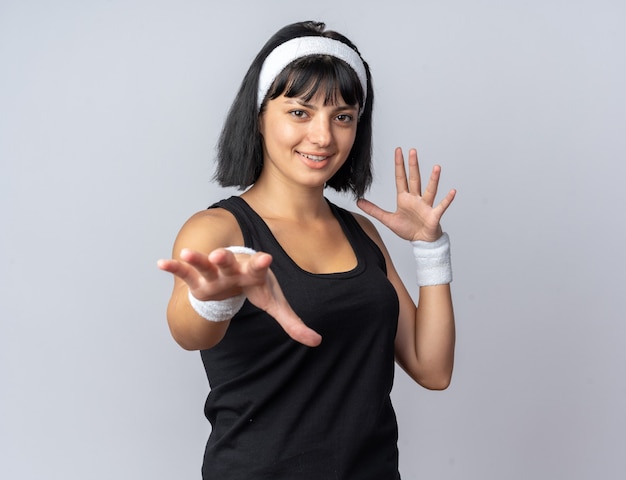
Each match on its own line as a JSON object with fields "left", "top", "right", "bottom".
{"left": 357, "top": 148, "right": 456, "bottom": 242}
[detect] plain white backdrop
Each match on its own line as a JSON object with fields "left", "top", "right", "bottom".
{"left": 1, "top": 0, "right": 625, "bottom": 478}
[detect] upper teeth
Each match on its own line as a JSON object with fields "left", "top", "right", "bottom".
{"left": 302, "top": 153, "right": 327, "bottom": 161}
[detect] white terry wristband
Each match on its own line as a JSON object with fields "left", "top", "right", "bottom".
{"left": 411, "top": 233, "right": 452, "bottom": 286}
{"left": 187, "top": 246, "right": 257, "bottom": 322}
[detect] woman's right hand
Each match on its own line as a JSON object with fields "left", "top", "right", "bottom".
{"left": 158, "top": 248, "right": 322, "bottom": 347}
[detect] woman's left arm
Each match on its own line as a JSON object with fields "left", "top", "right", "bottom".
{"left": 357, "top": 147, "right": 457, "bottom": 390}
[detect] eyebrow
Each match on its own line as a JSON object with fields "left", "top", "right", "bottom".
{"left": 284, "top": 98, "right": 358, "bottom": 113}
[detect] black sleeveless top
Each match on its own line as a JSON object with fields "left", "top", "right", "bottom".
{"left": 200, "top": 196, "right": 400, "bottom": 479}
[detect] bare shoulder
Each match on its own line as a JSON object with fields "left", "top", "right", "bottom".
{"left": 171, "top": 206, "right": 243, "bottom": 258}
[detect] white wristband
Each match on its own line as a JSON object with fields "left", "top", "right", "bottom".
{"left": 187, "top": 246, "right": 257, "bottom": 322}
{"left": 411, "top": 233, "right": 452, "bottom": 286}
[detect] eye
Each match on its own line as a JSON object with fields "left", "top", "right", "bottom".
{"left": 289, "top": 110, "right": 308, "bottom": 119}
{"left": 335, "top": 113, "right": 354, "bottom": 123}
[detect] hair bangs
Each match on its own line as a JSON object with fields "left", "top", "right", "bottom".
{"left": 266, "top": 55, "right": 363, "bottom": 109}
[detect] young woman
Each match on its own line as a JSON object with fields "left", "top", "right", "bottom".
{"left": 158, "top": 20, "right": 456, "bottom": 479}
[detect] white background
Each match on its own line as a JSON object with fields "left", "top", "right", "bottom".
{"left": 1, "top": 0, "right": 625, "bottom": 478}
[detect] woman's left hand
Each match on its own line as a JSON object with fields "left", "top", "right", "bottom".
{"left": 357, "top": 147, "right": 456, "bottom": 242}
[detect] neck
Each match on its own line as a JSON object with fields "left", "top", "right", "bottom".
{"left": 241, "top": 181, "right": 331, "bottom": 222}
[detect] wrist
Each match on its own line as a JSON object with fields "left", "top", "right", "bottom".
{"left": 187, "top": 245, "right": 257, "bottom": 322}
{"left": 411, "top": 233, "right": 452, "bottom": 286}
{"left": 188, "top": 289, "right": 246, "bottom": 322}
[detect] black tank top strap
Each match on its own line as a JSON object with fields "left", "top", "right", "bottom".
{"left": 210, "top": 196, "right": 263, "bottom": 248}
{"left": 326, "top": 200, "right": 388, "bottom": 275}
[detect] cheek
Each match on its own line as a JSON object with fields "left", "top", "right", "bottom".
{"left": 266, "top": 123, "right": 299, "bottom": 150}
{"left": 261, "top": 128, "right": 288, "bottom": 160}
{"left": 338, "top": 127, "right": 358, "bottom": 151}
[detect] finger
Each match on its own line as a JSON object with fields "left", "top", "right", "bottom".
{"left": 260, "top": 287, "right": 323, "bottom": 347}
{"left": 394, "top": 147, "right": 409, "bottom": 194}
{"left": 280, "top": 316, "right": 323, "bottom": 347}
{"left": 241, "top": 261, "right": 322, "bottom": 347}
{"left": 157, "top": 258, "right": 179, "bottom": 275}
{"left": 421, "top": 165, "right": 441, "bottom": 206}
{"left": 157, "top": 258, "right": 204, "bottom": 289}
{"left": 434, "top": 188, "right": 457, "bottom": 217}
{"left": 238, "top": 252, "right": 274, "bottom": 285}
{"left": 208, "top": 248, "right": 245, "bottom": 278}
{"left": 407, "top": 148, "right": 422, "bottom": 195}
{"left": 180, "top": 248, "right": 220, "bottom": 281}
{"left": 356, "top": 198, "right": 393, "bottom": 224}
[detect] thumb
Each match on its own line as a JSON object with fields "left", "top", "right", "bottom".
{"left": 357, "top": 198, "right": 390, "bottom": 224}
{"left": 256, "top": 281, "right": 322, "bottom": 347}
{"left": 271, "top": 307, "right": 323, "bottom": 347}
{"left": 243, "top": 262, "right": 322, "bottom": 347}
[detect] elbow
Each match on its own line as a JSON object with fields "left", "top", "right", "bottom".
{"left": 168, "top": 316, "right": 229, "bottom": 351}
{"left": 415, "top": 367, "right": 454, "bottom": 391}
{"left": 169, "top": 325, "right": 223, "bottom": 351}
{"left": 173, "top": 336, "right": 202, "bottom": 351}
{"left": 169, "top": 326, "right": 201, "bottom": 351}
{"left": 421, "top": 374, "right": 453, "bottom": 391}
{"left": 398, "top": 357, "right": 454, "bottom": 390}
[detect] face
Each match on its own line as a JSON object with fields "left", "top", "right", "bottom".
{"left": 258, "top": 90, "right": 358, "bottom": 190}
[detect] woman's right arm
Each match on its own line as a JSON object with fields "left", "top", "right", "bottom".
{"left": 157, "top": 208, "right": 244, "bottom": 350}
{"left": 158, "top": 208, "right": 322, "bottom": 351}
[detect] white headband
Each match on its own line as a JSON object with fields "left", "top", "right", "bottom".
{"left": 257, "top": 36, "right": 368, "bottom": 115}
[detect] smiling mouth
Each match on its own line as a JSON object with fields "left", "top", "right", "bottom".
{"left": 298, "top": 152, "right": 330, "bottom": 162}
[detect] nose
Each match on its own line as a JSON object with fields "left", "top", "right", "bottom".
{"left": 307, "top": 116, "right": 332, "bottom": 147}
